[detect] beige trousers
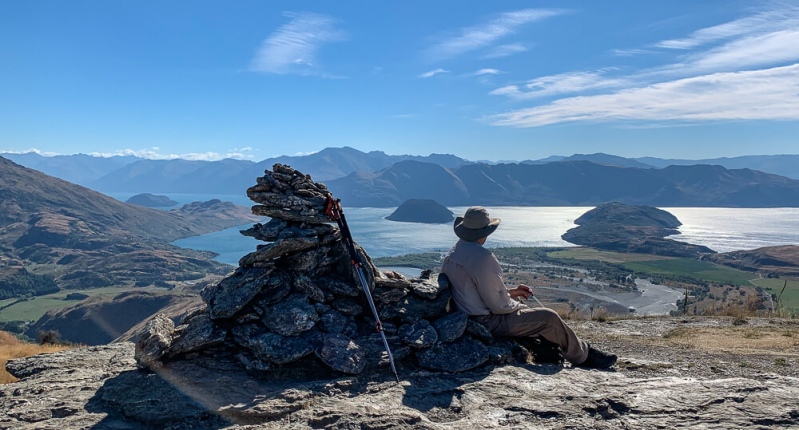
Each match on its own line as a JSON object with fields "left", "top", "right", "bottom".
{"left": 474, "top": 308, "right": 589, "bottom": 364}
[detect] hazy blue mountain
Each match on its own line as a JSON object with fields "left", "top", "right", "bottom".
{"left": 84, "top": 147, "right": 471, "bottom": 193}
{"left": 85, "top": 158, "right": 252, "bottom": 193}
{"left": 327, "top": 160, "right": 799, "bottom": 208}
{"left": 256, "top": 146, "right": 470, "bottom": 181}
{"left": 636, "top": 155, "right": 799, "bottom": 179}
{"left": 520, "top": 155, "right": 565, "bottom": 164}
{"left": 326, "top": 160, "right": 470, "bottom": 206}
{"left": 1, "top": 152, "right": 139, "bottom": 186}
{"left": 6, "top": 148, "right": 799, "bottom": 200}
{"left": 523, "top": 153, "right": 654, "bottom": 169}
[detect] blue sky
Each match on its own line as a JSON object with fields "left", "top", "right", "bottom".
{"left": 2, "top": 1, "right": 798, "bottom": 162}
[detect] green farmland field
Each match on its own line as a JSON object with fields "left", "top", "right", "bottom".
{"left": 548, "top": 248, "right": 760, "bottom": 286}
{"left": 750, "top": 278, "right": 799, "bottom": 312}
{"left": 0, "top": 287, "right": 163, "bottom": 323}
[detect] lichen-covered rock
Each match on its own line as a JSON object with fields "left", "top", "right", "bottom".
{"left": 466, "top": 319, "right": 494, "bottom": 343}
{"left": 319, "top": 309, "right": 350, "bottom": 334}
{"left": 318, "top": 278, "right": 361, "bottom": 297}
{"left": 239, "top": 237, "right": 324, "bottom": 266}
{"left": 433, "top": 311, "right": 468, "bottom": 343}
{"left": 261, "top": 293, "right": 319, "bottom": 336}
{"left": 168, "top": 313, "right": 227, "bottom": 357}
{"left": 379, "top": 290, "right": 452, "bottom": 323}
{"left": 240, "top": 218, "right": 335, "bottom": 242}
{"left": 398, "top": 320, "right": 438, "bottom": 349}
{"left": 134, "top": 313, "right": 176, "bottom": 369}
{"left": 252, "top": 330, "right": 323, "bottom": 365}
{"left": 315, "top": 334, "right": 367, "bottom": 374}
{"left": 293, "top": 274, "right": 329, "bottom": 303}
{"left": 411, "top": 278, "right": 445, "bottom": 299}
{"left": 201, "top": 266, "right": 274, "bottom": 319}
{"left": 331, "top": 298, "right": 363, "bottom": 316}
{"left": 417, "top": 337, "right": 489, "bottom": 372}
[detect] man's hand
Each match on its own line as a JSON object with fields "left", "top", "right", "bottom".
{"left": 508, "top": 284, "right": 533, "bottom": 301}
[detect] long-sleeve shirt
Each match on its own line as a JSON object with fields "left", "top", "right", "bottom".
{"left": 440, "top": 239, "right": 526, "bottom": 316}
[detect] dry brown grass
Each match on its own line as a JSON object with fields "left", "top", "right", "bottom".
{"left": 660, "top": 326, "right": 799, "bottom": 356}
{"left": 0, "top": 331, "right": 71, "bottom": 384}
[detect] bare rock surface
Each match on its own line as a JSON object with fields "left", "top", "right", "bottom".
{"left": 3, "top": 321, "right": 799, "bottom": 430}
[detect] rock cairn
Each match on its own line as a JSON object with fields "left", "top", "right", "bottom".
{"left": 135, "top": 164, "right": 528, "bottom": 377}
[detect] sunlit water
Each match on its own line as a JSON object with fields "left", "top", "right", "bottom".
{"left": 105, "top": 193, "right": 799, "bottom": 265}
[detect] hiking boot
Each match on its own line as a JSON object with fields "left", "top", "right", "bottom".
{"left": 579, "top": 346, "right": 617, "bottom": 369}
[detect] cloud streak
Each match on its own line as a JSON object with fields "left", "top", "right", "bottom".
{"left": 655, "top": 5, "right": 799, "bottom": 49}
{"left": 86, "top": 148, "right": 256, "bottom": 161}
{"left": 250, "top": 12, "right": 346, "bottom": 75}
{"left": 490, "top": 71, "right": 629, "bottom": 99}
{"left": 420, "top": 68, "right": 449, "bottom": 78}
{"left": 425, "top": 9, "right": 561, "bottom": 61}
{"left": 487, "top": 64, "right": 799, "bottom": 127}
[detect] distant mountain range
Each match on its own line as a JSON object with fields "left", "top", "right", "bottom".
{"left": 1, "top": 147, "right": 471, "bottom": 193}
{"left": 326, "top": 160, "right": 799, "bottom": 207}
{"left": 3, "top": 147, "right": 799, "bottom": 207}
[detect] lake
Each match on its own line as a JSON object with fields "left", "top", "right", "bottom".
{"left": 132, "top": 192, "right": 799, "bottom": 265}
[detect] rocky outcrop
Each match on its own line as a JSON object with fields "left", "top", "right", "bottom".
{"left": 386, "top": 199, "right": 454, "bottom": 224}
{"left": 562, "top": 202, "right": 716, "bottom": 257}
{"left": 4, "top": 320, "right": 799, "bottom": 429}
{"left": 133, "top": 164, "right": 505, "bottom": 378}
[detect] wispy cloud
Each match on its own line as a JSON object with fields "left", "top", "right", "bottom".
{"left": 490, "top": 71, "right": 629, "bottom": 99}
{"left": 681, "top": 29, "right": 799, "bottom": 73}
{"left": 250, "top": 12, "right": 346, "bottom": 75}
{"left": 389, "top": 113, "right": 415, "bottom": 119}
{"left": 655, "top": 5, "right": 799, "bottom": 49}
{"left": 487, "top": 64, "right": 799, "bottom": 127}
{"left": 425, "top": 9, "right": 562, "bottom": 61}
{"left": 482, "top": 43, "right": 529, "bottom": 59}
{"left": 473, "top": 68, "right": 502, "bottom": 76}
{"left": 488, "top": 4, "right": 799, "bottom": 127}
{"left": 612, "top": 48, "right": 657, "bottom": 57}
{"left": 420, "top": 68, "right": 449, "bottom": 78}
{"left": 0, "top": 148, "right": 60, "bottom": 156}
{"left": 87, "top": 148, "right": 256, "bottom": 161}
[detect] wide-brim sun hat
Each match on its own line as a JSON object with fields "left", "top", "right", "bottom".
{"left": 453, "top": 206, "right": 501, "bottom": 242}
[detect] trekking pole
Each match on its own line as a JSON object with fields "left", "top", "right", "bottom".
{"left": 325, "top": 193, "right": 400, "bottom": 383}
{"left": 531, "top": 295, "right": 547, "bottom": 309}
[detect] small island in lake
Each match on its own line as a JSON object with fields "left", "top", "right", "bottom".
{"left": 562, "top": 202, "right": 715, "bottom": 257}
{"left": 126, "top": 193, "right": 179, "bottom": 208}
{"left": 386, "top": 199, "right": 454, "bottom": 224}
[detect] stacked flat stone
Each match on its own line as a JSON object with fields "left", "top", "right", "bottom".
{"left": 135, "top": 164, "right": 530, "bottom": 376}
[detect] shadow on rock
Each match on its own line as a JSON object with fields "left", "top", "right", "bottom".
{"left": 401, "top": 362, "right": 564, "bottom": 419}
{"left": 86, "top": 366, "right": 232, "bottom": 429}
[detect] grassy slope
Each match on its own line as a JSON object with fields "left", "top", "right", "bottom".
{"left": 750, "top": 278, "right": 799, "bottom": 312}
{"left": 0, "top": 331, "right": 70, "bottom": 384}
{"left": 0, "top": 286, "right": 166, "bottom": 323}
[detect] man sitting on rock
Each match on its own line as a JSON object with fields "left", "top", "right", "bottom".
{"left": 440, "top": 206, "right": 617, "bottom": 369}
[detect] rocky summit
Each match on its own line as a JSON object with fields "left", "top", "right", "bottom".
{"left": 3, "top": 164, "right": 799, "bottom": 429}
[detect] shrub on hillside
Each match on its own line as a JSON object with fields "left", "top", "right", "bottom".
{"left": 1, "top": 330, "right": 71, "bottom": 384}
{"left": 36, "top": 330, "right": 62, "bottom": 345}
{"left": 0, "top": 268, "right": 58, "bottom": 299}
